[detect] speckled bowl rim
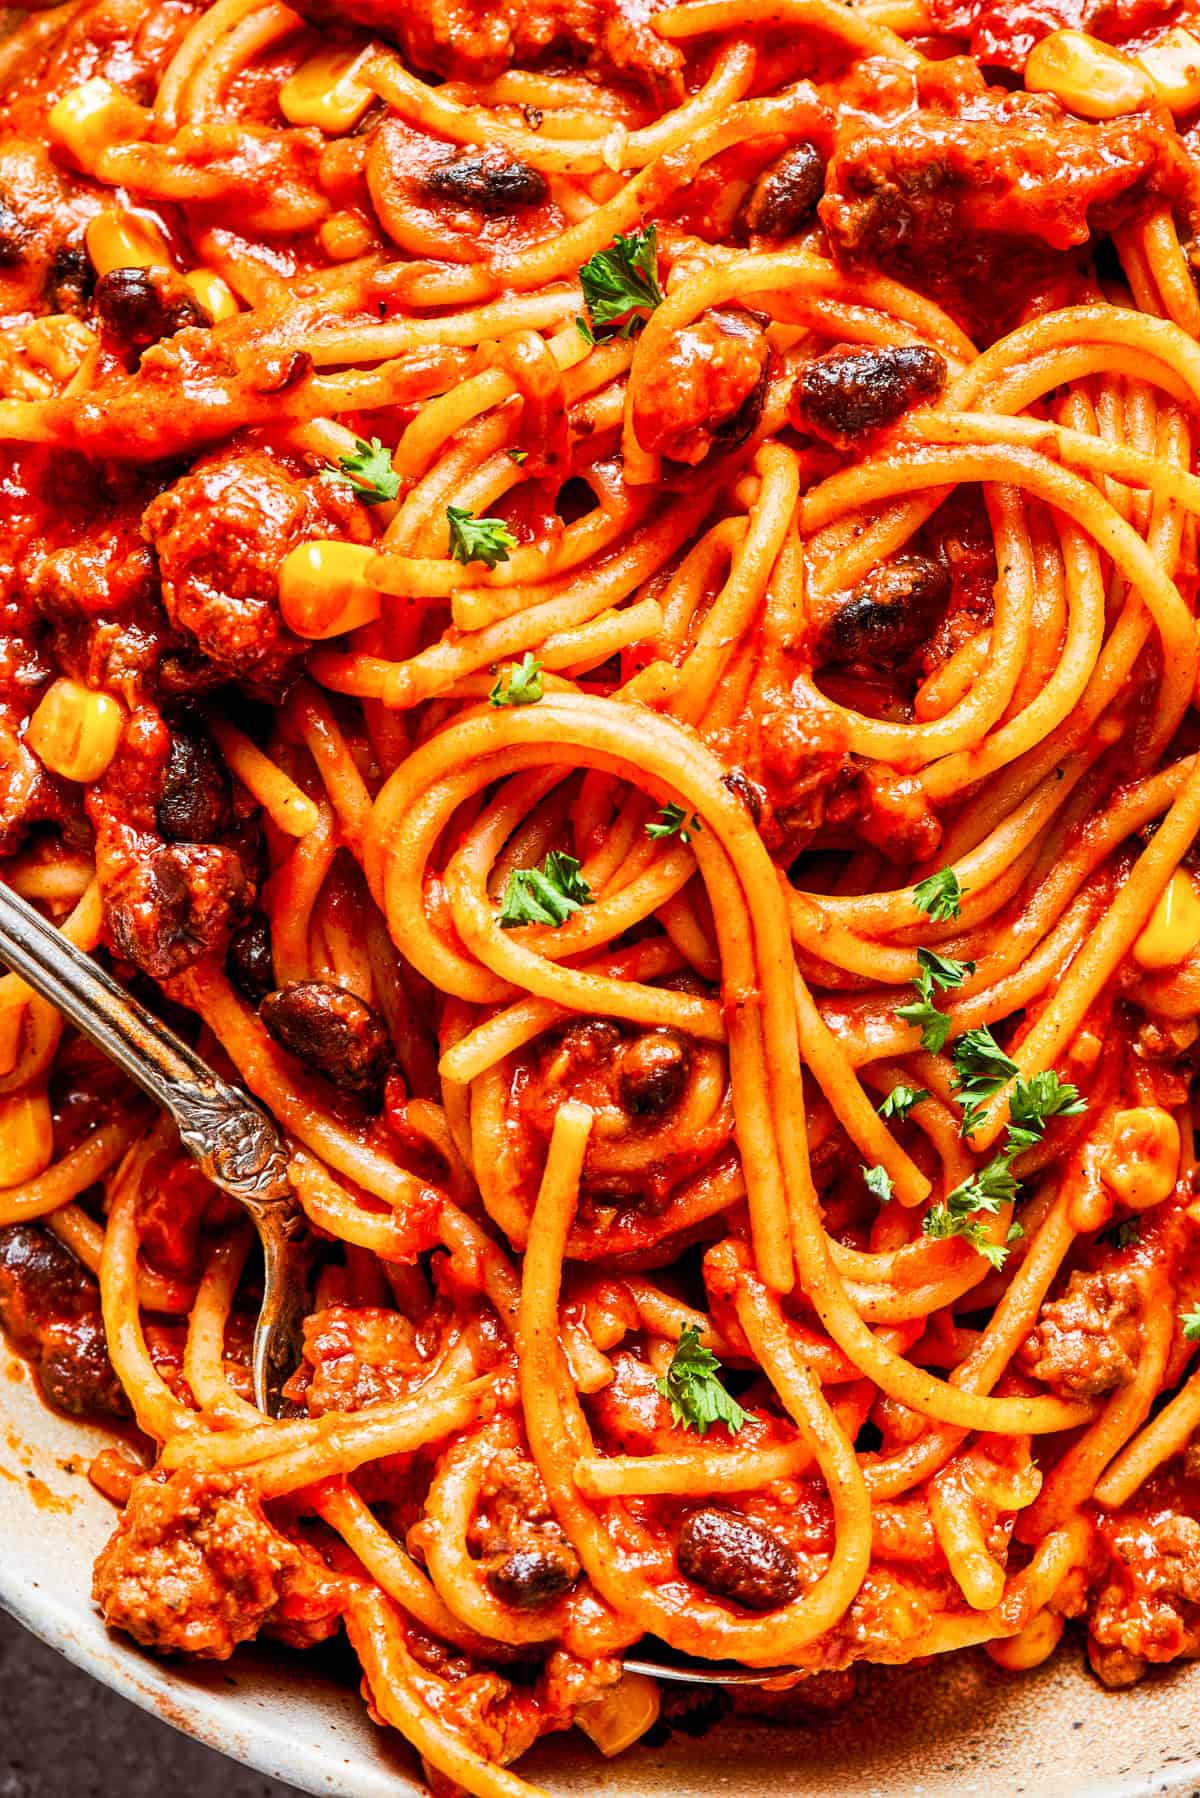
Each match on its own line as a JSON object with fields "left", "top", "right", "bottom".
{"left": 4, "top": 1342, "right": 1200, "bottom": 1798}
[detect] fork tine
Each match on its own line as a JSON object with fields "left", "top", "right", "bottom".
{"left": 0, "top": 880, "right": 306, "bottom": 1413}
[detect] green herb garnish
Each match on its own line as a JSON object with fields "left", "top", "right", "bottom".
{"left": 656, "top": 1325, "right": 747, "bottom": 1437}
{"left": 320, "top": 435, "right": 399, "bottom": 505}
{"left": 489, "top": 653, "right": 543, "bottom": 708}
{"left": 447, "top": 505, "right": 518, "bottom": 569}
{"left": 646, "top": 802, "right": 702, "bottom": 844}
{"left": 913, "top": 867, "right": 965, "bottom": 923}
{"left": 578, "top": 225, "right": 663, "bottom": 341}
{"left": 498, "top": 851, "right": 593, "bottom": 928}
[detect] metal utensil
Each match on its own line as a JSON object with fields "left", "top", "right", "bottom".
{"left": 622, "top": 1657, "right": 794, "bottom": 1686}
{"left": 0, "top": 884, "right": 796, "bottom": 1688}
{"left": 0, "top": 882, "right": 310, "bottom": 1416}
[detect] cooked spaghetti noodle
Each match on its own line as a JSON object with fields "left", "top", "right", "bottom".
{"left": 2, "top": 0, "right": 1200, "bottom": 1788}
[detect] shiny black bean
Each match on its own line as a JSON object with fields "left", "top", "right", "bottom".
{"left": 226, "top": 914, "right": 275, "bottom": 1005}
{"left": 739, "top": 143, "right": 826, "bottom": 238}
{"left": 485, "top": 1546, "right": 579, "bottom": 1609}
{"left": 821, "top": 555, "right": 952, "bottom": 664}
{"left": 616, "top": 1031, "right": 691, "bottom": 1118}
{"left": 789, "top": 344, "right": 947, "bottom": 449}
{"left": 156, "top": 729, "right": 231, "bottom": 843}
{"left": 423, "top": 152, "right": 548, "bottom": 214}
{"left": 676, "top": 1507, "right": 800, "bottom": 1611}
{"left": 260, "top": 980, "right": 392, "bottom": 1100}
{"left": 95, "top": 266, "right": 210, "bottom": 350}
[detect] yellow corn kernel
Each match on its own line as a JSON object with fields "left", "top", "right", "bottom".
{"left": 26, "top": 678, "right": 125, "bottom": 783}
{"left": 0, "top": 1089, "right": 55, "bottom": 1186}
{"left": 1100, "top": 1105, "right": 1180, "bottom": 1211}
{"left": 1025, "top": 30, "right": 1154, "bottom": 118}
{"left": 1136, "top": 26, "right": 1200, "bottom": 112}
{"left": 278, "top": 540, "right": 381, "bottom": 639}
{"left": 279, "top": 45, "right": 374, "bottom": 133}
{"left": 182, "top": 268, "right": 239, "bottom": 322}
{"left": 1133, "top": 869, "right": 1200, "bottom": 968}
{"left": 986, "top": 1609, "right": 1064, "bottom": 1672}
{"left": 47, "top": 78, "right": 150, "bottom": 166}
{"left": 85, "top": 209, "right": 173, "bottom": 278}
{"left": 318, "top": 210, "right": 376, "bottom": 261}
{"left": 575, "top": 1673, "right": 660, "bottom": 1756}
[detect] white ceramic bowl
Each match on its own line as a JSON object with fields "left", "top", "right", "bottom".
{"left": 3, "top": 1335, "right": 1198, "bottom": 1798}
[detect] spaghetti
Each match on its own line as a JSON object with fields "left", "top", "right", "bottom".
{"left": 2, "top": 0, "right": 1200, "bottom": 1789}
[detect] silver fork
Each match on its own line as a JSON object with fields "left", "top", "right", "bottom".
{"left": 0, "top": 883, "right": 790, "bottom": 1686}
{"left": 0, "top": 881, "right": 310, "bottom": 1416}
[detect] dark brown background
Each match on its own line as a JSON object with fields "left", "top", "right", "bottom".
{"left": 0, "top": 1609, "right": 305, "bottom": 1797}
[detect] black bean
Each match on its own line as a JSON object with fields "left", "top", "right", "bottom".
{"left": 790, "top": 344, "right": 947, "bottom": 449}
{"left": 712, "top": 351, "right": 771, "bottom": 459}
{"left": 676, "top": 1507, "right": 800, "bottom": 1611}
{"left": 739, "top": 143, "right": 826, "bottom": 238}
{"left": 616, "top": 1031, "right": 691, "bottom": 1118}
{"left": 94, "top": 266, "right": 210, "bottom": 349}
{"left": 46, "top": 243, "right": 94, "bottom": 315}
{"left": 0, "top": 1225, "right": 128, "bottom": 1419}
{"left": 156, "top": 729, "right": 231, "bottom": 842}
{"left": 721, "top": 767, "right": 765, "bottom": 825}
{"left": 250, "top": 348, "right": 312, "bottom": 395}
{"left": 260, "top": 980, "right": 392, "bottom": 1099}
{"left": 423, "top": 152, "right": 548, "bottom": 214}
{"left": 821, "top": 555, "right": 952, "bottom": 665}
{"left": 226, "top": 914, "right": 275, "bottom": 1005}
{"left": 485, "top": 1546, "right": 578, "bottom": 1609}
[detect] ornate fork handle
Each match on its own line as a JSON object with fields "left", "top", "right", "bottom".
{"left": 0, "top": 881, "right": 309, "bottom": 1412}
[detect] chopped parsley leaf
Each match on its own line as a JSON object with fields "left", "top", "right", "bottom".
{"left": 489, "top": 653, "right": 543, "bottom": 708}
{"left": 319, "top": 435, "right": 399, "bottom": 505}
{"left": 913, "top": 867, "right": 965, "bottom": 923}
{"left": 447, "top": 505, "right": 518, "bottom": 570}
{"left": 646, "top": 802, "right": 702, "bottom": 844}
{"left": 498, "top": 851, "right": 593, "bottom": 928}
{"left": 656, "top": 1325, "right": 747, "bottom": 1436}
{"left": 577, "top": 226, "right": 663, "bottom": 341}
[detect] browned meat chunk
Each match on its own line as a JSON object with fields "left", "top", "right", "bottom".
{"left": 739, "top": 144, "right": 826, "bottom": 238}
{"left": 1089, "top": 1497, "right": 1200, "bottom": 1686}
{"left": 924, "top": 0, "right": 1176, "bottom": 75}
{"left": 468, "top": 1444, "right": 581, "bottom": 1610}
{"left": 0, "top": 139, "right": 100, "bottom": 320}
{"left": 790, "top": 345, "right": 946, "bottom": 449}
{"left": 285, "top": 1304, "right": 431, "bottom": 1414}
{"left": 819, "top": 556, "right": 952, "bottom": 665}
{"left": 141, "top": 448, "right": 368, "bottom": 698}
{"left": 677, "top": 1506, "right": 800, "bottom": 1611}
{"left": 633, "top": 310, "right": 770, "bottom": 465}
{"left": 93, "top": 1468, "right": 340, "bottom": 1659}
{"left": 0, "top": 1223, "right": 128, "bottom": 1418}
{"left": 24, "top": 494, "right": 158, "bottom": 626}
{"left": 105, "top": 841, "right": 250, "bottom": 979}
{"left": 260, "top": 980, "right": 392, "bottom": 1100}
{"left": 821, "top": 58, "right": 1188, "bottom": 332}
{"left": 0, "top": 701, "right": 63, "bottom": 854}
{"left": 289, "top": 0, "right": 683, "bottom": 98}
{"left": 1019, "top": 1267, "right": 1143, "bottom": 1399}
